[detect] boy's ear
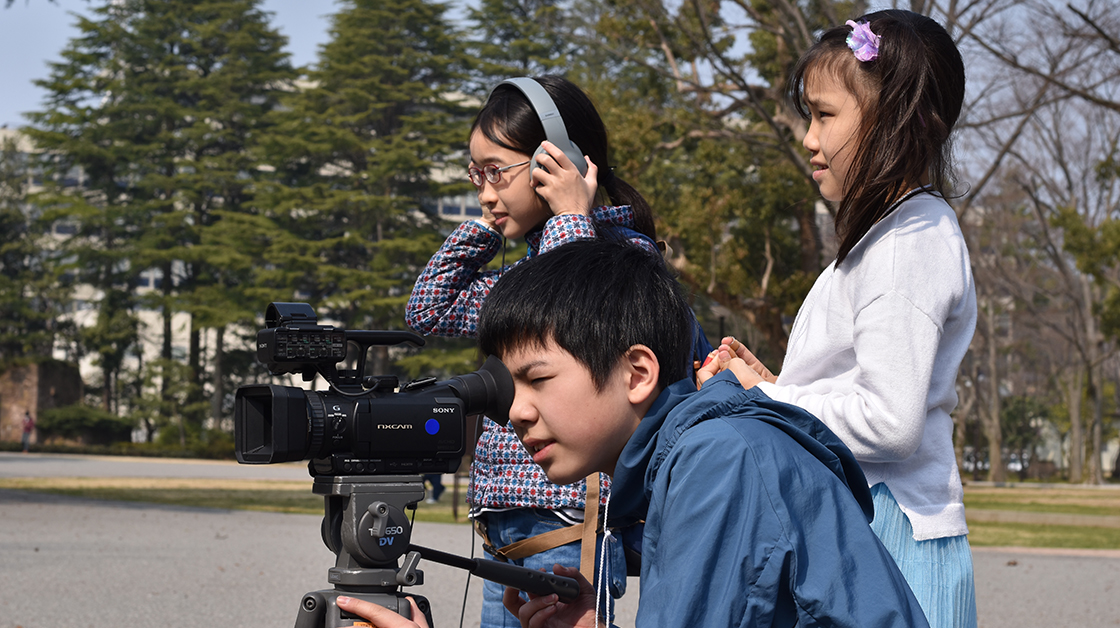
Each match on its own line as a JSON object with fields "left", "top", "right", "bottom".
{"left": 624, "top": 344, "right": 660, "bottom": 405}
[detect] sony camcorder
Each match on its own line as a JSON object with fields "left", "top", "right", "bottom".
{"left": 234, "top": 302, "right": 513, "bottom": 476}
{"left": 233, "top": 303, "right": 579, "bottom": 627}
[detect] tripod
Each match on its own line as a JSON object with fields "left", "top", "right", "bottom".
{"left": 293, "top": 474, "right": 579, "bottom": 628}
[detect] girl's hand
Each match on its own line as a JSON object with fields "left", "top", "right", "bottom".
{"left": 335, "top": 595, "right": 428, "bottom": 628}
{"left": 477, "top": 204, "right": 501, "bottom": 234}
{"left": 696, "top": 347, "right": 762, "bottom": 390}
{"left": 695, "top": 337, "right": 775, "bottom": 390}
{"left": 502, "top": 564, "right": 598, "bottom": 628}
{"left": 531, "top": 141, "right": 598, "bottom": 218}
{"left": 721, "top": 336, "right": 777, "bottom": 384}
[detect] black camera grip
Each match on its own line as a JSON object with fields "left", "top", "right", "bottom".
{"left": 471, "top": 559, "right": 582, "bottom": 602}
{"left": 408, "top": 544, "right": 580, "bottom": 602}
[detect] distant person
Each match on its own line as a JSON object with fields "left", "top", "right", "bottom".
{"left": 423, "top": 473, "right": 445, "bottom": 504}
{"left": 710, "top": 10, "right": 977, "bottom": 628}
{"left": 22, "top": 410, "right": 35, "bottom": 453}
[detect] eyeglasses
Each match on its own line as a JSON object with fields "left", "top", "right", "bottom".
{"left": 467, "top": 160, "right": 531, "bottom": 187}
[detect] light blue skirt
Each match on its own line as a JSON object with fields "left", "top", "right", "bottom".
{"left": 870, "top": 483, "right": 977, "bottom": 628}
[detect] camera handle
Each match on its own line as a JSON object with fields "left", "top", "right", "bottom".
{"left": 294, "top": 474, "right": 579, "bottom": 628}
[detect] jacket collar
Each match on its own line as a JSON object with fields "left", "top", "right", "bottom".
{"left": 608, "top": 372, "right": 873, "bottom": 527}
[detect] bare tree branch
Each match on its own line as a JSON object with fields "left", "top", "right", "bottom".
{"left": 1068, "top": 3, "right": 1120, "bottom": 56}
{"left": 966, "top": 17, "right": 1120, "bottom": 114}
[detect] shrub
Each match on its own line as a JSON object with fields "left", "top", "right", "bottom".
{"left": 37, "top": 404, "right": 135, "bottom": 446}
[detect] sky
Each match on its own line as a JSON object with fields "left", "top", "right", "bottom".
{"left": 0, "top": 0, "right": 338, "bottom": 128}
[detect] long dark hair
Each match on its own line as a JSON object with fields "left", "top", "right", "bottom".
{"left": 472, "top": 75, "right": 657, "bottom": 240}
{"left": 790, "top": 10, "right": 966, "bottom": 264}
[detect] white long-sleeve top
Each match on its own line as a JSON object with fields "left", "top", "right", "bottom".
{"left": 757, "top": 191, "right": 976, "bottom": 540}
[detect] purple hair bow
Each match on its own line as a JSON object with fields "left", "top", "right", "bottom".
{"left": 846, "top": 20, "right": 880, "bottom": 62}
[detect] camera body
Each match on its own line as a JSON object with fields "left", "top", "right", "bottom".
{"left": 234, "top": 302, "right": 512, "bottom": 476}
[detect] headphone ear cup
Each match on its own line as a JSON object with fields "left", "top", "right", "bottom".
{"left": 530, "top": 142, "right": 588, "bottom": 183}
{"left": 530, "top": 144, "right": 549, "bottom": 183}
{"left": 567, "top": 142, "right": 588, "bottom": 177}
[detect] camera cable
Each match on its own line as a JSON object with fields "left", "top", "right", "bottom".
{"left": 458, "top": 515, "right": 475, "bottom": 628}
{"left": 594, "top": 488, "right": 612, "bottom": 628}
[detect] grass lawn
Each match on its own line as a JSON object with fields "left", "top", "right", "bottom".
{"left": 4, "top": 477, "right": 1120, "bottom": 549}
{"left": 964, "top": 485, "right": 1120, "bottom": 549}
{"left": 0, "top": 476, "right": 472, "bottom": 524}
{"left": 966, "top": 521, "right": 1120, "bottom": 549}
{"left": 963, "top": 486, "right": 1120, "bottom": 517}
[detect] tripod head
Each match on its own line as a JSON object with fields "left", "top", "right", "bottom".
{"left": 294, "top": 474, "right": 580, "bottom": 628}
{"left": 295, "top": 475, "right": 432, "bottom": 628}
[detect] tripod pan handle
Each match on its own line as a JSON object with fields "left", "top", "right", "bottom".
{"left": 470, "top": 559, "right": 581, "bottom": 602}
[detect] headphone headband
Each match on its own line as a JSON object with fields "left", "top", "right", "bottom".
{"left": 495, "top": 77, "right": 588, "bottom": 178}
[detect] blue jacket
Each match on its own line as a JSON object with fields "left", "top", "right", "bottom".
{"left": 610, "top": 372, "right": 929, "bottom": 628}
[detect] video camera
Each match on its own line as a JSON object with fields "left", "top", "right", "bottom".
{"left": 233, "top": 303, "right": 577, "bottom": 628}
{"left": 234, "top": 302, "right": 513, "bottom": 476}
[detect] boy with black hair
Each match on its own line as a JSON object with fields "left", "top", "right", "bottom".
{"left": 340, "top": 239, "right": 927, "bottom": 628}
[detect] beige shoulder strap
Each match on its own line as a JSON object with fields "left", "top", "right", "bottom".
{"left": 579, "top": 472, "right": 600, "bottom": 583}
{"left": 480, "top": 472, "right": 602, "bottom": 584}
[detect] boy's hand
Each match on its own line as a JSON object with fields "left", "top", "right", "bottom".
{"left": 530, "top": 140, "right": 598, "bottom": 218}
{"left": 502, "top": 564, "right": 598, "bottom": 628}
{"left": 335, "top": 595, "right": 428, "bottom": 628}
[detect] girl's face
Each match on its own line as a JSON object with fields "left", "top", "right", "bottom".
{"left": 802, "top": 71, "right": 865, "bottom": 203}
{"left": 469, "top": 129, "right": 550, "bottom": 240}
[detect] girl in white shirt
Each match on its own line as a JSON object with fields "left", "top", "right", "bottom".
{"left": 700, "top": 10, "right": 977, "bottom": 628}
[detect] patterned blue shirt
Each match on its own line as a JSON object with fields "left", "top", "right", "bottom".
{"left": 406, "top": 206, "right": 656, "bottom": 509}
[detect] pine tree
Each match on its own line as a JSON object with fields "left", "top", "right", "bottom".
{"left": 465, "top": 0, "right": 573, "bottom": 85}
{"left": 0, "top": 136, "right": 72, "bottom": 366}
{"left": 24, "top": 0, "right": 298, "bottom": 438}
{"left": 261, "top": 0, "right": 473, "bottom": 374}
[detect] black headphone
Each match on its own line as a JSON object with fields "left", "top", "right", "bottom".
{"left": 495, "top": 77, "right": 589, "bottom": 181}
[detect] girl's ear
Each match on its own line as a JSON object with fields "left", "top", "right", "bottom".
{"left": 624, "top": 344, "right": 660, "bottom": 405}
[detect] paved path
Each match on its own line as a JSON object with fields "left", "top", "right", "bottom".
{"left": 3, "top": 453, "right": 1120, "bottom": 627}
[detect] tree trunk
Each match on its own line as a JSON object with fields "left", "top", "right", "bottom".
{"left": 211, "top": 326, "right": 225, "bottom": 428}
{"left": 102, "top": 363, "right": 113, "bottom": 413}
{"left": 1088, "top": 362, "right": 1104, "bottom": 484}
{"left": 188, "top": 318, "right": 204, "bottom": 437}
{"left": 1068, "top": 366, "right": 1084, "bottom": 482}
{"left": 953, "top": 364, "right": 976, "bottom": 477}
{"left": 1081, "top": 275, "right": 1105, "bottom": 485}
{"left": 1114, "top": 362, "right": 1120, "bottom": 480}
{"left": 984, "top": 301, "right": 1005, "bottom": 482}
{"left": 161, "top": 262, "right": 183, "bottom": 447}
{"left": 370, "top": 345, "right": 390, "bottom": 378}
{"left": 792, "top": 201, "right": 823, "bottom": 274}
{"left": 135, "top": 347, "right": 153, "bottom": 442}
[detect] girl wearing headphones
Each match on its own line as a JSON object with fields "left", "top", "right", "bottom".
{"left": 406, "top": 75, "right": 661, "bottom": 627}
